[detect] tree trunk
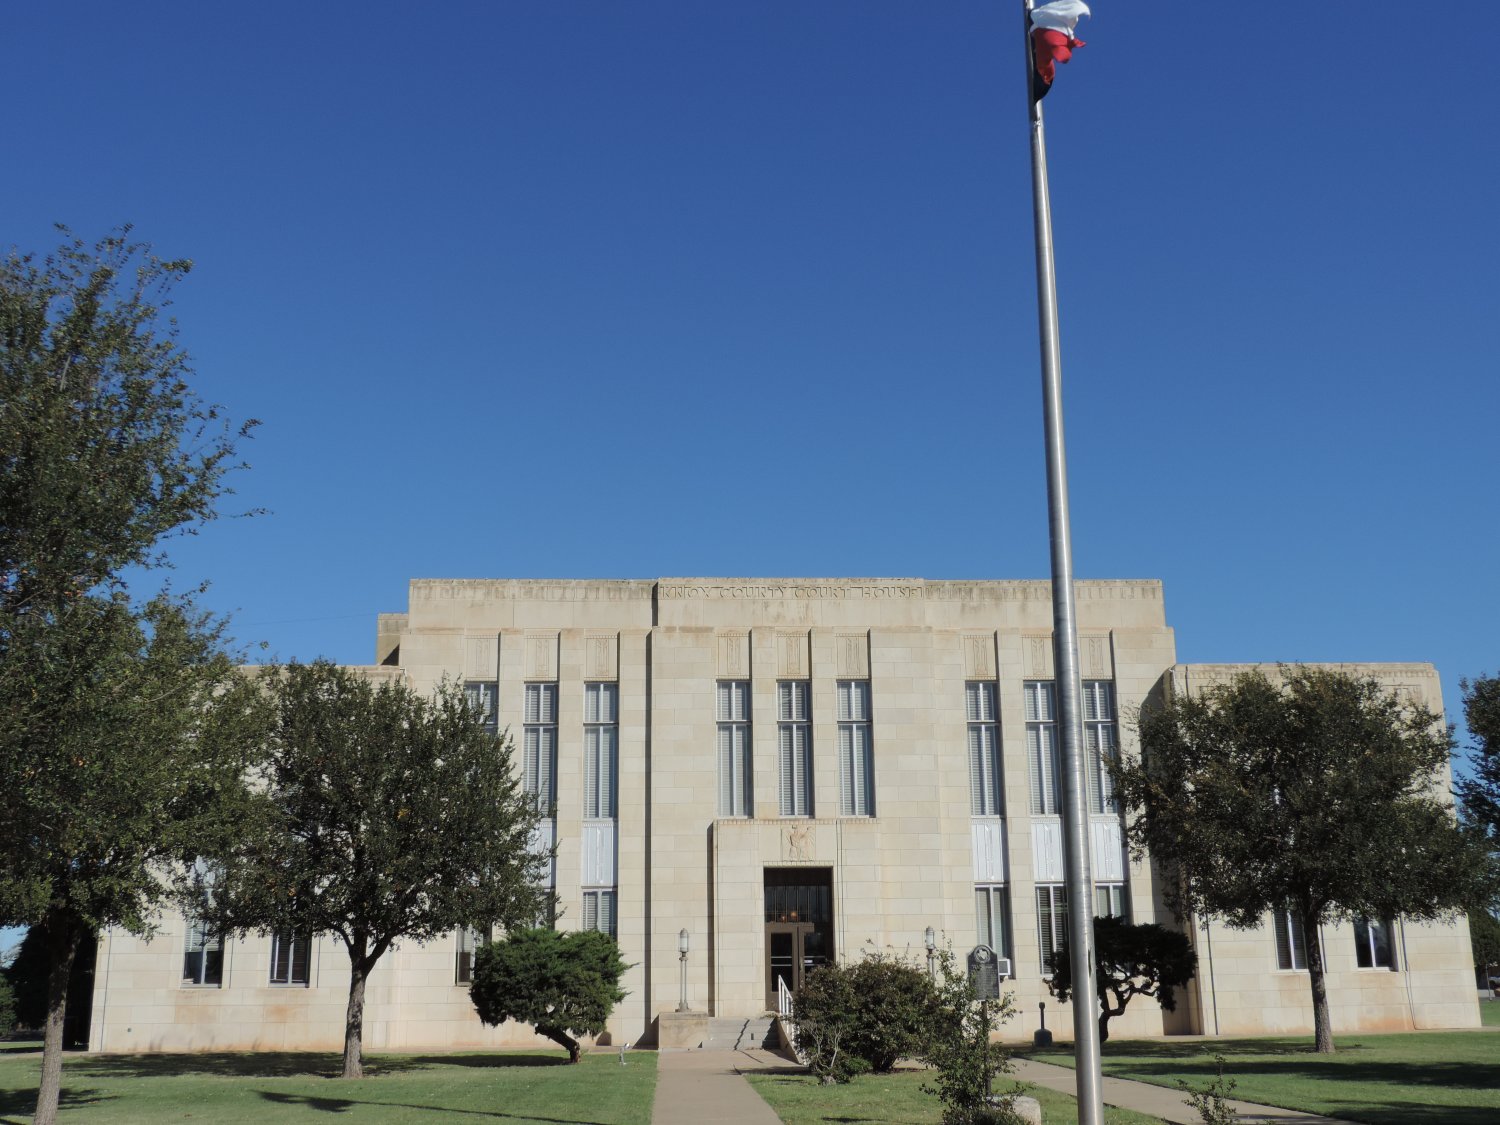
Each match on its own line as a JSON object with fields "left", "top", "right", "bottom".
{"left": 1304, "top": 918, "right": 1335, "bottom": 1054}
{"left": 541, "top": 1025, "right": 582, "bottom": 1063}
{"left": 34, "top": 916, "right": 83, "bottom": 1125}
{"left": 342, "top": 943, "right": 369, "bottom": 1079}
{"left": 1098, "top": 1012, "right": 1111, "bottom": 1044}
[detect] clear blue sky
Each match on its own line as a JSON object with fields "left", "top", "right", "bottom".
{"left": 5, "top": 2, "right": 1496, "bottom": 757}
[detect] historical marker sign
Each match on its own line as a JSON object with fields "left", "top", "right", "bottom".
{"left": 967, "top": 944, "right": 1000, "bottom": 1000}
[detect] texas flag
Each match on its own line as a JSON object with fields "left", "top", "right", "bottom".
{"left": 1030, "top": 0, "right": 1091, "bottom": 101}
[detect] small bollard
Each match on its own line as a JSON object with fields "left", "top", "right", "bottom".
{"left": 619, "top": 1040, "right": 630, "bottom": 1066}
{"left": 1032, "top": 1000, "right": 1054, "bottom": 1048}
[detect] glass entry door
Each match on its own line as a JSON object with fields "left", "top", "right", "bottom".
{"left": 764, "top": 867, "right": 834, "bottom": 1010}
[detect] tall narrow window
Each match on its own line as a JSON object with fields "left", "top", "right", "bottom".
{"left": 838, "top": 680, "right": 873, "bottom": 816}
{"left": 1354, "top": 917, "right": 1397, "bottom": 970}
{"left": 1026, "top": 681, "right": 1060, "bottom": 815}
{"left": 967, "top": 681, "right": 1002, "bottom": 816}
{"left": 456, "top": 927, "right": 489, "bottom": 984}
{"left": 1036, "top": 884, "right": 1068, "bottom": 977}
{"left": 1273, "top": 909, "right": 1308, "bottom": 971}
{"left": 1094, "top": 883, "right": 1128, "bottom": 920}
{"left": 975, "top": 885, "right": 1011, "bottom": 958}
{"left": 464, "top": 680, "right": 498, "bottom": 735}
{"left": 269, "top": 931, "right": 311, "bottom": 986}
{"left": 524, "top": 682, "right": 558, "bottom": 811}
{"left": 717, "top": 681, "right": 752, "bottom": 817}
{"left": 183, "top": 916, "right": 223, "bottom": 987}
{"left": 583, "top": 889, "right": 617, "bottom": 936}
{"left": 1083, "top": 680, "right": 1118, "bottom": 814}
{"left": 583, "top": 683, "right": 617, "bottom": 819}
{"left": 778, "top": 681, "right": 812, "bottom": 817}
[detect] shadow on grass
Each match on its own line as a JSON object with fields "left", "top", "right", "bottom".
{"left": 405, "top": 1053, "right": 572, "bottom": 1069}
{"left": 59, "top": 1050, "right": 576, "bottom": 1081}
{"left": 257, "top": 1089, "right": 627, "bottom": 1124}
{"left": 1127, "top": 1056, "right": 1495, "bottom": 1091}
{"left": 1314, "top": 1101, "right": 1500, "bottom": 1125}
{"left": 0, "top": 1085, "right": 108, "bottom": 1121}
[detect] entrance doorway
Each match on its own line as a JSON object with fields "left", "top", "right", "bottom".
{"left": 764, "top": 867, "right": 833, "bottom": 1010}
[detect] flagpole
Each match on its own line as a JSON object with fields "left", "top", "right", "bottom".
{"left": 1021, "top": 4, "right": 1104, "bottom": 1125}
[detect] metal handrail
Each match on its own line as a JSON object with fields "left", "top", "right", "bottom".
{"left": 777, "top": 976, "right": 793, "bottom": 1018}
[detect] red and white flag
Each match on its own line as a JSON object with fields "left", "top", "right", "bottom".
{"left": 1030, "top": 1, "right": 1090, "bottom": 101}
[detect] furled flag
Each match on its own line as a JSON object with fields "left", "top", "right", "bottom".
{"left": 1030, "top": 0, "right": 1090, "bottom": 101}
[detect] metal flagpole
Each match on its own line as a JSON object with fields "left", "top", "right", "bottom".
{"left": 1021, "top": 3, "right": 1104, "bottom": 1124}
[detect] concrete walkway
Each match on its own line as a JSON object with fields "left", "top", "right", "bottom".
{"left": 650, "top": 1048, "right": 789, "bottom": 1125}
{"left": 649, "top": 1049, "right": 1362, "bottom": 1125}
{"left": 1012, "top": 1058, "right": 1361, "bottom": 1125}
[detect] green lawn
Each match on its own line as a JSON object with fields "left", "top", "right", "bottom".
{"left": 1481, "top": 999, "right": 1500, "bottom": 1028}
{"left": 1026, "top": 1032, "right": 1500, "bottom": 1125}
{"left": 746, "top": 1066, "right": 1164, "bottom": 1125}
{"left": 0, "top": 1049, "right": 656, "bottom": 1124}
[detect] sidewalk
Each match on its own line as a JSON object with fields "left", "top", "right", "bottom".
{"left": 649, "top": 1049, "right": 1361, "bottom": 1125}
{"left": 1012, "top": 1058, "right": 1361, "bottom": 1125}
{"left": 650, "top": 1048, "right": 790, "bottom": 1125}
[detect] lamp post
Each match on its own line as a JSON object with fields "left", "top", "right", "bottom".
{"left": 924, "top": 926, "right": 937, "bottom": 981}
{"left": 677, "top": 928, "right": 691, "bottom": 1012}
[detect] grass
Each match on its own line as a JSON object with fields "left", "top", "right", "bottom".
{"left": 1026, "top": 1032, "right": 1500, "bottom": 1125}
{"left": 746, "top": 1065, "right": 1165, "bottom": 1124}
{"left": 1481, "top": 999, "right": 1500, "bottom": 1028}
{"left": 0, "top": 1048, "right": 656, "bottom": 1124}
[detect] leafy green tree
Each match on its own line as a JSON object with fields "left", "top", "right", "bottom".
{"left": 1470, "top": 910, "right": 1500, "bottom": 982}
{"left": 1, "top": 228, "right": 257, "bottom": 1124}
{"left": 3, "top": 927, "right": 97, "bottom": 1043}
{"left": 1045, "top": 915, "right": 1197, "bottom": 1043}
{"left": 469, "top": 927, "right": 627, "bottom": 1063}
{"left": 792, "top": 962, "right": 870, "bottom": 1084}
{"left": 1457, "top": 675, "right": 1500, "bottom": 853}
{"left": 1116, "top": 666, "right": 1497, "bottom": 1053}
{"left": 0, "top": 971, "right": 15, "bottom": 1039}
{"left": 211, "top": 662, "right": 551, "bottom": 1078}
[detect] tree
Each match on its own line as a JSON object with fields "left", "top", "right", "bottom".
{"left": 211, "top": 662, "right": 551, "bottom": 1078}
{"left": 1457, "top": 675, "right": 1500, "bottom": 854}
{"left": 1470, "top": 910, "right": 1500, "bottom": 986}
{"left": 1045, "top": 915, "right": 1197, "bottom": 1043}
{"left": 468, "top": 927, "right": 627, "bottom": 1063}
{"left": 1, "top": 228, "right": 257, "bottom": 1124}
{"left": 1116, "top": 666, "right": 1497, "bottom": 1053}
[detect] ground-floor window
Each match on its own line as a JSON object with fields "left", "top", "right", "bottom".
{"left": 1354, "top": 917, "right": 1397, "bottom": 970}
{"left": 269, "top": 931, "right": 311, "bottom": 986}
{"left": 1094, "top": 882, "right": 1128, "bottom": 920}
{"left": 583, "top": 889, "right": 616, "bottom": 936}
{"left": 183, "top": 916, "right": 223, "bottom": 987}
{"left": 974, "top": 885, "right": 1010, "bottom": 960}
{"left": 1273, "top": 909, "right": 1308, "bottom": 971}
{"left": 1036, "top": 884, "right": 1068, "bottom": 977}
{"left": 455, "top": 927, "right": 490, "bottom": 984}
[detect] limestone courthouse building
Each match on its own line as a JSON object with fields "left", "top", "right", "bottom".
{"left": 86, "top": 577, "right": 1480, "bottom": 1052}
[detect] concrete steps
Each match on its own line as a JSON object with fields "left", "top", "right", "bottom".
{"left": 702, "top": 1016, "right": 778, "bottom": 1051}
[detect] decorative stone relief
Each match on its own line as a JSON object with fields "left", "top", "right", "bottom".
{"left": 778, "top": 632, "right": 808, "bottom": 678}
{"left": 835, "top": 633, "right": 868, "bottom": 678}
{"left": 964, "top": 634, "right": 996, "bottom": 680}
{"left": 1024, "top": 635, "right": 1055, "bottom": 680}
{"left": 463, "top": 634, "right": 499, "bottom": 680}
{"left": 526, "top": 634, "right": 558, "bottom": 681}
{"left": 785, "top": 824, "right": 813, "bottom": 862}
{"left": 718, "top": 633, "right": 749, "bottom": 678}
{"left": 585, "top": 635, "right": 618, "bottom": 681}
{"left": 1081, "top": 634, "right": 1112, "bottom": 680}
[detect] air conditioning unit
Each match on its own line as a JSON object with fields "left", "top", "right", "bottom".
{"left": 995, "top": 957, "right": 1013, "bottom": 979}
